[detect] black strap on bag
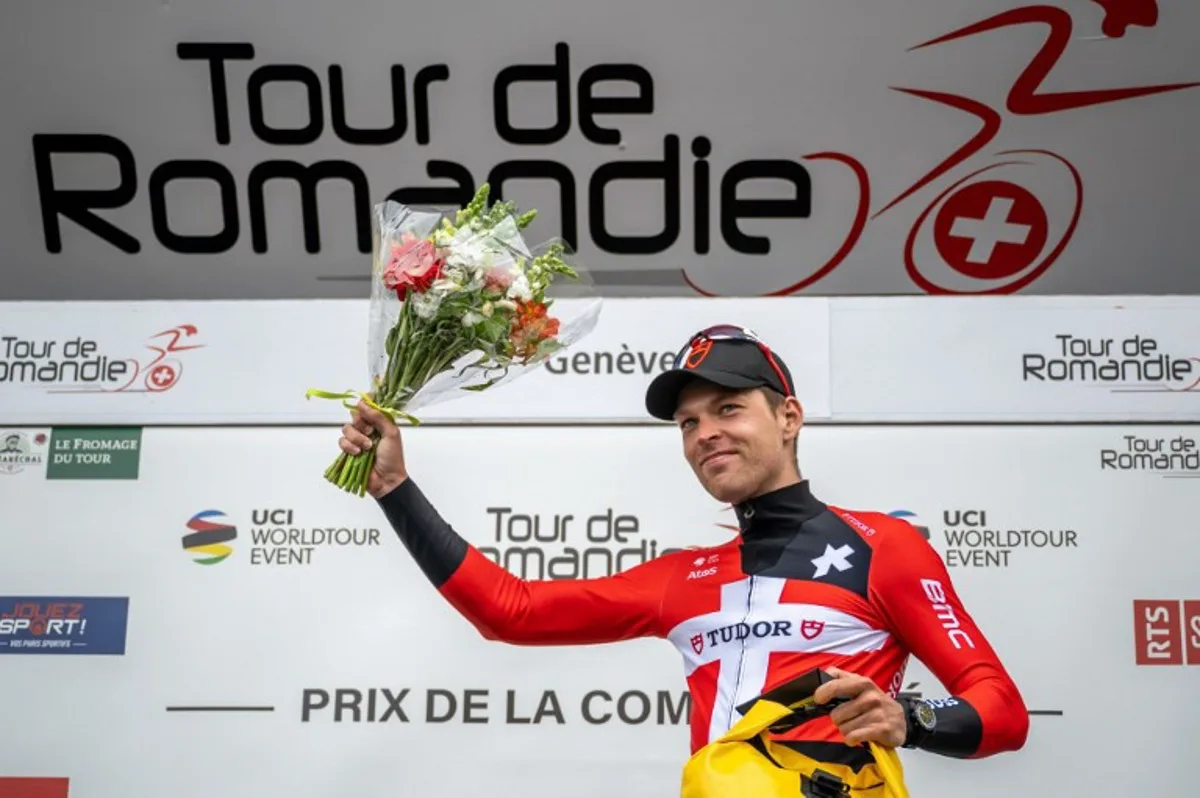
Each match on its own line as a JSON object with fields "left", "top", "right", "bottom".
{"left": 801, "top": 771, "right": 851, "bottom": 797}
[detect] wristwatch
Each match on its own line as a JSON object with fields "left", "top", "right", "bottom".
{"left": 900, "top": 697, "right": 937, "bottom": 749}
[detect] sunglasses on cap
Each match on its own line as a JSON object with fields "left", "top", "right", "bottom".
{"left": 672, "top": 324, "right": 794, "bottom": 397}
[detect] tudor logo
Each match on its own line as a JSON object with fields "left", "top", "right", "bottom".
{"left": 800, "top": 620, "right": 825, "bottom": 640}
{"left": 691, "top": 633, "right": 704, "bottom": 654}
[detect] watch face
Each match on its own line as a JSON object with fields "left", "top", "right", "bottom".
{"left": 915, "top": 702, "right": 937, "bottom": 731}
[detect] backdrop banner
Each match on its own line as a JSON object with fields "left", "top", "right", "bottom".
{"left": 4, "top": 295, "right": 1200, "bottom": 425}
{"left": 1, "top": 423, "right": 1196, "bottom": 797}
{"left": 3, "top": 1, "right": 1200, "bottom": 300}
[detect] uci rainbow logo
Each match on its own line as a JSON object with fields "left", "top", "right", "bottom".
{"left": 182, "top": 510, "right": 237, "bottom": 565}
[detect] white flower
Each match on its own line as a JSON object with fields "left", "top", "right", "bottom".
{"left": 462, "top": 311, "right": 484, "bottom": 327}
{"left": 411, "top": 292, "right": 442, "bottom": 320}
{"left": 506, "top": 272, "right": 533, "bottom": 301}
{"left": 481, "top": 302, "right": 494, "bottom": 318}
{"left": 494, "top": 299, "right": 518, "bottom": 312}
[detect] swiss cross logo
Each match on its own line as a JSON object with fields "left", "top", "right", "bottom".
{"left": 0, "top": 778, "right": 70, "bottom": 798}
{"left": 1133, "top": 600, "right": 1200, "bottom": 666}
{"left": 933, "top": 184, "right": 1048, "bottom": 281}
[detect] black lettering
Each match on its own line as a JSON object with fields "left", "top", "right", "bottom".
{"left": 533, "top": 690, "right": 565, "bottom": 724}
{"left": 414, "top": 65, "right": 450, "bottom": 145}
{"left": 426, "top": 689, "right": 456, "bottom": 723}
{"left": 463, "top": 689, "right": 488, "bottom": 724}
{"left": 148, "top": 160, "right": 239, "bottom": 253}
{"left": 247, "top": 64, "right": 324, "bottom": 145}
{"left": 721, "top": 160, "right": 812, "bottom": 254}
{"left": 1023, "top": 354, "right": 1046, "bottom": 380}
{"left": 589, "top": 134, "right": 680, "bottom": 253}
{"left": 506, "top": 690, "right": 530, "bottom": 724}
{"left": 577, "top": 63, "right": 653, "bottom": 145}
{"left": 247, "top": 160, "right": 371, "bottom": 253}
{"left": 300, "top": 688, "right": 329, "bottom": 722}
{"left": 617, "top": 691, "right": 651, "bottom": 724}
{"left": 692, "top": 136, "right": 712, "bottom": 253}
{"left": 582, "top": 690, "right": 611, "bottom": 724}
{"left": 772, "top": 621, "right": 791, "bottom": 636}
{"left": 387, "top": 160, "right": 475, "bottom": 211}
{"left": 493, "top": 42, "right": 570, "bottom": 145}
{"left": 177, "top": 42, "right": 255, "bottom": 145}
{"left": 335, "top": 689, "right": 362, "bottom": 722}
{"left": 379, "top": 688, "right": 409, "bottom": 722}
{"left": 657, "top": 691, "right": 690, "bottom": 725}
{"left": 328, "top": 65, "right": 406, "bottom": 145}
{"left": 487, "top": 160, "right": 577, "bottom": 250}
{"left": 33, "top": 134, "right": 139, "bottom": 253}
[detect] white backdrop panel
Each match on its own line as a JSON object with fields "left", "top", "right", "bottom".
{"left": 0, "top": 423, "right": 1195, "bottom": 796}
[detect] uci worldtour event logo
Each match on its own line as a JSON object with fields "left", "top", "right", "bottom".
{"left": 478, "top": 505, "right": 677, "bottom": 581}
{"left": 0, "top": 430, "right": 47, "bottom": 476}
{"left": 1021, "top": 333, "right": 1200, "bottom": 394}
{"left": 888, "top": 509, "right": 1078, "bottom": 568}
{"left": 181, "top": 508, "right": 382, "bottom": 566}
{"left": 1100, "top": 434, "right": 1200, "bottom": 479}
{"left": 1, "top": 325, "right": 203, "bottom": 394}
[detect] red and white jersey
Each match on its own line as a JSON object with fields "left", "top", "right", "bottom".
{"left": 379, "top": 478, "right": 1030, "bottom": 760}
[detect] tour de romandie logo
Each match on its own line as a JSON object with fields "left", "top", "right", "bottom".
{"left": 2, "top": 324, "right": 203, "bottom": 394}
{"left": 0, "top": 430, "right": 47, "bottom": 475}
{"left": 180, "top": 507, "right": 382, "bottom": 567}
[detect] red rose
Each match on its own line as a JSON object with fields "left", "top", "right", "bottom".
{"left": 383, "top": 235, "right": 444, "bottom": 300}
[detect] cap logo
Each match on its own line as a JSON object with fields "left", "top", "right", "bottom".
{"left": 684, "top": 339, "right": 713, "bottom": 369}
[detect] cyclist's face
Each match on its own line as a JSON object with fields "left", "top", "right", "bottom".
{"left": 673, "top": 382, "right": 801, "bottom": 503}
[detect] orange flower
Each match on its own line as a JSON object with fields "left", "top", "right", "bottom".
{"left": 509, "top": 300, "right": 560, "bottom": 359}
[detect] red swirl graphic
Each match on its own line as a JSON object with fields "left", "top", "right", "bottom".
{"left": 903, "top": 150, "right": 1083, "bottom": 295}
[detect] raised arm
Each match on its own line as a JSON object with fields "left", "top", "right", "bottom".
{"left": 377, "top": 476, "right": 678, "bottom": 644}
{"left": 868, "top": 520, "right": 1029, "bottom": 759}
{"left": 340, "top": 399, "right": 676, "bottom": 646}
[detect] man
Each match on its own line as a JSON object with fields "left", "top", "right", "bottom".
{"left": 339, "top": 324, "right": 1028, "bottom": 780}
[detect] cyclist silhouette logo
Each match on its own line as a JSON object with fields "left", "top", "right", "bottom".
{"left": 682, "top": 0, "right": 1199, "bottom": 296}
{"left": 48, "top": 324, "right": 205, "bottom": 394}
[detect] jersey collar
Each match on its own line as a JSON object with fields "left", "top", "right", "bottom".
{"left": 734, "top": 479, "right": 827, "bottom": 538}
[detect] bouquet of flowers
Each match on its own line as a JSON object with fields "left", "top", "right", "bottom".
{"left": 307, "top": 184, "right": 602, "bottom": 496}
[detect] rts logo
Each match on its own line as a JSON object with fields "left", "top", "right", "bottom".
{"left": 1133, "top": 600, "right": 1200, "bottom": 666}
{"left": 182, "top": 509, "right": 237, "bottom": 565}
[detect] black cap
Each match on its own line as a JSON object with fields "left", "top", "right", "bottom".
{"left": 644, "top": 332, "right": 795, "bottom": 421}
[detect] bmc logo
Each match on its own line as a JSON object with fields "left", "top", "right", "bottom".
{"left": 920, "top": 578, "right": 975, "bottom": 650}
{"left": 1133, "top": 600, "right": 1200, "bottom": 666}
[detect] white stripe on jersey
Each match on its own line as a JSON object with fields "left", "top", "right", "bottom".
{"left": 665, "top": 576, "right": 891, "bottom": 743}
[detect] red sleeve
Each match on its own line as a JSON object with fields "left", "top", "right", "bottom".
{"left": 377, "top": 476, "right": 681, "bottom": 646}
{"left": 867, "top": 518, "right": 1029, "bottom": 758}
{"left": 438, "top": 545, "right": 681, "bottom": 645}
